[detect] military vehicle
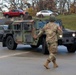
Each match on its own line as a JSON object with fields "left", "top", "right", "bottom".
{"left": 0, "top": 19, "right": 76, "bottom": 54}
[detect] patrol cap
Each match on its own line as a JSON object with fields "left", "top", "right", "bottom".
{"left": 49, "top": 16, "right": 56, "bottom": 22}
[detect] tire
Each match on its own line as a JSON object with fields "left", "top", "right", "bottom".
{"left": 38, "top": 14, "right": 44, "bottom": 18}
{"left": 66, "top": 44, "right": 76, "bottom": 53}
{"left": 6, "top": 36, "right": 17, "bottom": 50}
{"left": 5, "top": 15, "right": 9, "bottom": 18}
{"left": 30, "top": 45, "right": 40, "bottom": 48}
{"left": 42, "top": 38, "right": 49, "bottom": 54}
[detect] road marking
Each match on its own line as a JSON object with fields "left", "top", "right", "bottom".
{"left": 0, "top": 52, "right": 29, "bottom": 59}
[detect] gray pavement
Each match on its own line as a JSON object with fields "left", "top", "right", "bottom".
{"left": 0, "top": 42, "right": 76, "bottom": 75}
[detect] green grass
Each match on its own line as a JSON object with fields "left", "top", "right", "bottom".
{"left": 57, "top": 14, "right": 76, "bottom": 30}
{"left": 33, "top": 14, "right": 76, "bottom": 30}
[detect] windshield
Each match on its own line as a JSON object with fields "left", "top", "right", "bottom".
{"left": 47, "top": 10, "right": 53, "bottom": 13}
{"left": 3, "top": 25, "right": 8, "bottom": 30}
{"left": 55, "top": 20, "right": 62, "bottom": 27}
{"left": 0, "top": 25, "right": 8, "bottom": 30}
{"left": 17, "top": 9, "right": 23, "bottom": 12}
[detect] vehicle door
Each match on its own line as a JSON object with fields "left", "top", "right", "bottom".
{"left": 22, "top": 21, "right": 38, "bottom": 45}
{"left": 13, "top": 22, "right": 23, "bottom": 44}
{"left": 10, "top": 10, "right": 18, "bottom": 16}
{"left": 14, "top": 10, "right": 19, "bottom": 16}
{"left": 41, "top": 10, "right": 49, "bottom": 16}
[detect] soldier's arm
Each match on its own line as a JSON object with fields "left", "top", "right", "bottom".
{"left": 37, "top": 30, "right": 44, "bottom": 38}
{"left": 57, "top": 26, "right": 63, "bottom": 35}
{"left": 33, "top": 25, "right": 46, "bottom": 39}
{"left": 37, "top": 24, "right": 47, "bottom": 38}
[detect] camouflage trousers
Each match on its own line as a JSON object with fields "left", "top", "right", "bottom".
{"left": 46, "top": 42, "right": 58, "bottom": 61}
{"left": 47, "top": 42, "right": 58, "bottom": 53}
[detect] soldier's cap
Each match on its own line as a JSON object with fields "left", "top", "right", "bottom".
{"left": 49, "top": 16, "right": 56, "bottom": 22}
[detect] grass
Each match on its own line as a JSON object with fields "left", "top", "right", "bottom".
{"left": 56, "top": 14, "right": 76, "bottom": 30}
{"left": 0, "top": 12, "right": 76, "bottom": 30}
{"left": 33, "top": 14, "right": 76, "bottom": 30}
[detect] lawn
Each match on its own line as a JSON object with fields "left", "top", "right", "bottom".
{"left": 0, "top": 12, "right": 76, "bottom": 30}
{"left": 33, "top": 14, "right": 76, "bottom": 30}
{"left": 57, "top": 14, "right": 76, "bottom": 30}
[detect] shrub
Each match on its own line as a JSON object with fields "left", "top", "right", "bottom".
{"left": 26, "top": 7, "right": 36, "bottom": 16}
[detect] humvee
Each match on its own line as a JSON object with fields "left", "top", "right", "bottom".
{"left": 0, "top": 25, "right": 8, "bottom": 42}
{"left": 0, "top": 19, "right": 76, "bottom": 54}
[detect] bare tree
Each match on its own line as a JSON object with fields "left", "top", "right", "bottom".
{"left": 73, "top": 0, "right": 76, "bottom": 13}
{"left": 57, "top": 0, "right": 71, "bottom": 14}
{"left": 35, "top": 0, "right": 56, "bottom": 11}
{"left": 0, "top": 0, "right": 31, "bottom": 11}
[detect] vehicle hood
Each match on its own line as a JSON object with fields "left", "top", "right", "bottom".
{"left": 63, "top": 28, "right": 76, "bottom": 33}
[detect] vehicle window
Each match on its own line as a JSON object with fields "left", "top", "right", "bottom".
{"left": 0, "top": 25, "right": 8, "bottom": 30}
{"left": 41, "top": 10, "right": 47, "bottom": 13}
{"left": 48, "top": 10, "right": 52, "bottom": 13}
{"left": 41, "top": 10, "right": 52, "bottom": 13}
{"left": 22, "top": 22, "right": 32, "bottom": 31}
{"left": 14, "top": 10, "right": 18, "bottom": 12}
{"left": 3, "top": 25, "right": 8, "bottom": 30}
{"left": 18, "top": 9, "right": 23, "bottom": 12}
{"left": 14, "top": 24, "right": 21, "bottom": 30}
{"left": 44, "top": 10, "right": 48, "bottom": 13}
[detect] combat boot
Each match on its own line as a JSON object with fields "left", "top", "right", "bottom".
{"left": 52, "top": 58, "right": 58, "bottom": 68}
{"left": 44, "top": 59, "right": 50, "bottom": 69}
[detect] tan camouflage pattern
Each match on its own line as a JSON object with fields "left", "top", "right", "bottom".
{"left": 47, "top": 42, "right": 58, "bottom": 53}
{"left": 37, "top": 22, "right": 62, "bottom": 53}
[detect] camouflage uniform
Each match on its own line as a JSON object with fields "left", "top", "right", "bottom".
{"left": 37, "top": 22, "right": 62, "bottom": 69}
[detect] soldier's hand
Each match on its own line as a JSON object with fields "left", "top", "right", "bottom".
{"left": 33, "top": 35, "right": 37, "bottom": 39}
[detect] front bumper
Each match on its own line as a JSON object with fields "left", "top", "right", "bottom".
{"left": 58, "top": 37, "right": 76, "bottom": 45}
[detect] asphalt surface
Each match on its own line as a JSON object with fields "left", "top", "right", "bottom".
{"left": 0, "top": 18, "right": 76, "bottom": 75}
{"left": 0, "top": 42, "right": 76, "bottom": 75}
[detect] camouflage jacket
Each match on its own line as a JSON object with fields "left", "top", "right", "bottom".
{"left": 37, "top": 22, "right": 63, "bottom": 43}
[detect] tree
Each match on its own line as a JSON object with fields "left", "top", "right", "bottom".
{"left": 35, "top": 0, "right": 56, "bottom": 11}
{"left": 0, "top": 0, "right": 31, "bottom": 11}
{"left": 70, "top": 1, "right": 76, "bottom": 13}
{"left": 57, "top": 0, "right": 71, "bottom": 14}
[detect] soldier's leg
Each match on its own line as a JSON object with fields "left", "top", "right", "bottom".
{"left": 43, "top": 42, "right": 51, "bottom": 69}
{"left": 44, "top": 59, "right": 50, "bottom": 69}
{"left": 51, "top": 53, "right": 58, "bottom": 68}
{"left": 46, "top": 43, "right": 58, "bottom": 68}
{"left": 50, "top": 43, "right": 58, "bottom": 68}
{"left": 44, "top": 42, "right": 58, "bottom": 69}
{"left": 44, "top": 52, "right": 58, "bottom": 69}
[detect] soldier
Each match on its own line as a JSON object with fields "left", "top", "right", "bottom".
{"left": 33, "top": 16, "right": 63, "bottom": 69}
{"left": 23, "top": 12, "right": 32, "bottom": 20}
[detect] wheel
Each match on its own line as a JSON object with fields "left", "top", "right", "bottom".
{"left": 66, "top": 44, "right": 76, "bottom": 53}
{"left": 30, "top": 44, "right": 40, "bottom": 48}
{"left": 5, "top": 15, "right": 9, "bottom": 18}
{"left": 6, "top": 36, "right": 17, "bottom": 50}
{"left": 42, "top": 38, "right": 49, "bottom": 54}
{"left": 38, "top": 14, "right": 44, "bottom": 18}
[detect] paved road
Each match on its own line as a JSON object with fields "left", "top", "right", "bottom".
{"left": 0, "top": 42, "right": 76, "bottom": 75}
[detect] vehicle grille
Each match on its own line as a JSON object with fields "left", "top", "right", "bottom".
{"left": 63, "top": 33, "right": 72, "bottom": 37}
